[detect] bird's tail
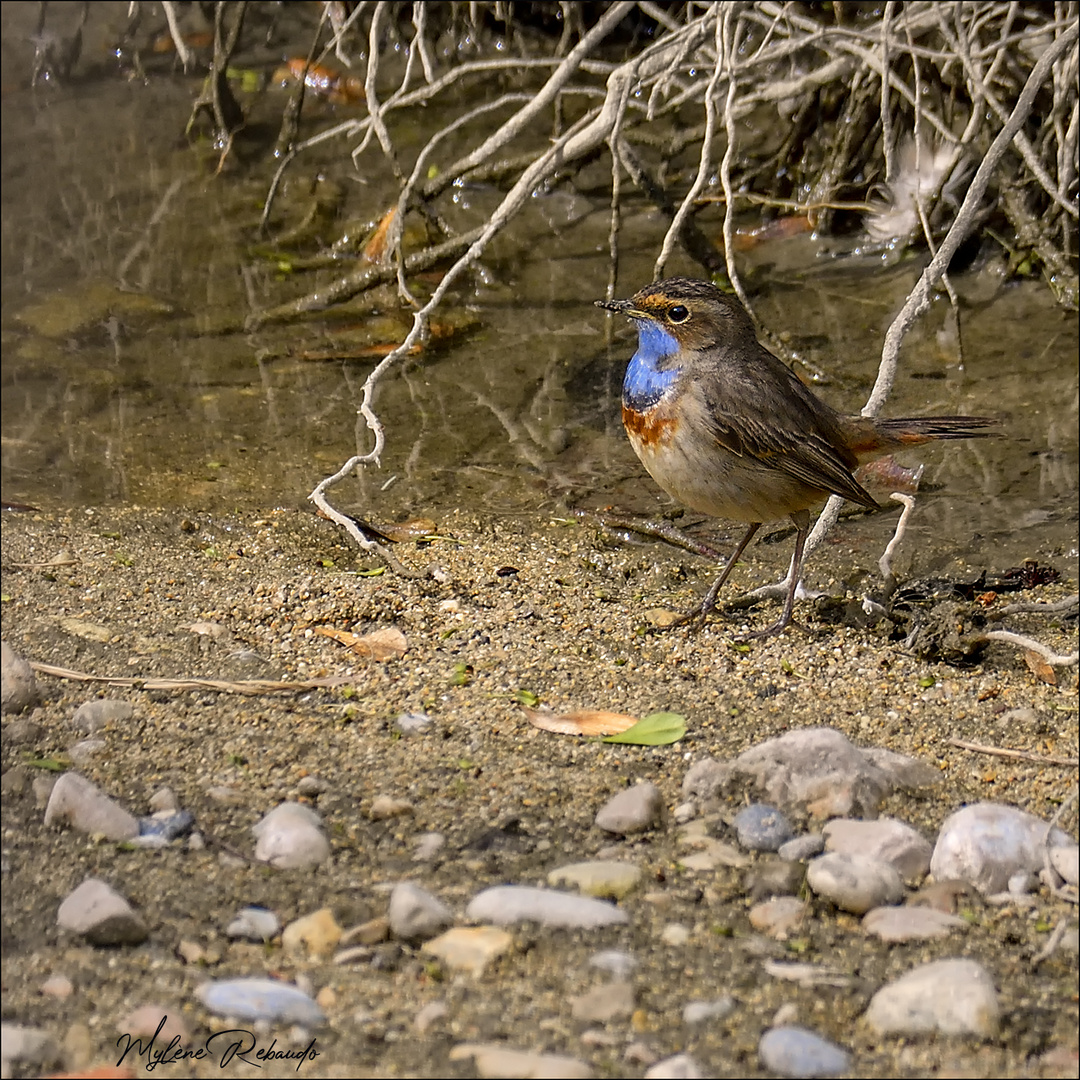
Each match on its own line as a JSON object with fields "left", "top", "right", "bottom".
{"left": 873, "top": 416, "right": 1001, "bottom": 443}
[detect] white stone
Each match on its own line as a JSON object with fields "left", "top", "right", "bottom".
{"left": 865, "top": 958, "right": 999, "bottom": 1037}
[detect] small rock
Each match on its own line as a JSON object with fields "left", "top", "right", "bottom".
{"left": 571, "top": 981, "right": 635, "bottom": 1023}
{"left": 341, "top": 917, "right": 389, "bottom": 946}
{"left": 683, "top": 997, "right": 735, "bottom": 1024}
{"left": 449, "top": 1043, "right": 593, "bottom": 1078}
{"left": 0, "top": 1023, "right": 58, "bottom": 1075}
{"left": 806, "top": 852, "right": 905, "bottom": 914}
{"left": 759, "top": 1026, "right": 850, "bottom": 1077}
{"left": 135, "top": 809, "right": 195, "bottom": 847}
{"left": 3, "top": 717, "right": 43, "bottom": 744}
{"left": 823, "top": 817, "right": 932, "bottom": 883}
{"left": 930, "top": 802, "right": 1073, "bottom": 894}
{"left": 1050, "top": 843, "right": 1079, "bottom": 886}
{"left": 226, "top": 907, "right": 281, "bottom": 942}
{"left": 67, "top": 739, "right": 109, "bottom": 768}
{"left": 595, "top": 782, "right": 662, "bottom": 834}
{"left": 71, "top": 698, "right": 134, "bottom": 733}
{"left": 660, "top": 923, "right": 690, "bottom": 946}
{"left": 44, "top": 772, "right": 139, "bottom": 841}
{"left": 744, "top": 858, "right": 805, "bottom": 901}
{"left": 252, "top": 802, "right": 330, "bottom": 869}
{"left": 148, "top": 787, "right": 178, "bottom": 812}
{"left": 421, "top": 926, "right": 513, "bottom": 975}
{"left": 370, "top": 795, "right": 415, "bottom": 820}
{"left": 909, "top": 878, "right": 979, "bottom": 914}
{"left": 39, "top": 974, "right": 74, "bottom": 999}
{"left": 413, "top": 832, "right": 446, "bottom": 861}
{"left": 389, "top": 882, "right": 453, "bottom": 941}
{"left": 414, "top": 1000, "right": 449, "bottom": 1033}
{"left": 677, "top": 837, "right": 750, "bottom": 871}
{"left": 118, "top": 1006, "right": 189, "bottom": 1045}
{"left": 466, "top": 886, "right": 628, "bottom": 929}
{"left": 57, "top": 877, "right": 148, "bottom": 945}
{"left": 590, "top": 950, "right": 637, "bottom": 979}
{"left": 547, "top": 860, "right": 642, "bottom": 900}
{"left": 395, "top": 712, "right": 433, "bottom": 735}
{"left": 282, "top": 907, "right": 343, "bottom": 959}
{"left": 296, "top": 775, "right": 329, "bottom": 795}
{"left": 645, "top": 1052, "right": 705, "bottom": 1078}
{"left": 749, "top": 897, "right": 807, "bottom": 939}
{"left": 197, "top": 978, "right": 326, "bottom": 1026}
{"left": 778, "top": 834, "right": 825, "bottom": 862}
{"left": 864, "top": 958, "right": 999, "bottom": 1037}
{"left": 733, "top": 803, "right": 794, "bottom": 851}
{"left": 1, "top": 641, "right": 39, "bottom": 714}
{"left": 862, "top": 906, "right": 967, "bottom": 942}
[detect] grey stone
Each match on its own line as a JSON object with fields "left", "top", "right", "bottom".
{"left": 862, "top": 906, "right": 967, "bottom": 942}
{"left": 759, "top": 1026, "right": 850, "bottom": 1077}
{"left": 57, "top": 877, "right": 148, "bottom": 945}
{"left": 252, "top": 802, "right": 330, "bottom": 869}
{"left": 734, "top": 803, "right": 794, "bottom": 851}
{"left": 388, "top": 882, "right": 453, "bottom": 941}
{"left": 823, "top": 817, "right": 932, "bottom": 883}
{"left": 71, "top": 699, "right": 134, "bottom": 733}
{"left": 778, "top": 834, "right": 825, "bottom": 862}
{"left": 44, "top": 772, "right": 138, "bottom": 841}
{"left": 197, "top": 978, "right": 326, "bottom": 1026}
{"left": 806, "top": 852, "right": 905, "bottom": 914}
{"left": 595, "top": 782, "right": 662, "bottom": 834}
{"left": 865, "top": 958, "right": 999, "bottom": 1037}
{"left": 1, "top": 641, "right": 39, "bottom": 714}
{"left": 466, "top": 886, "right": 628, "bottom": 929}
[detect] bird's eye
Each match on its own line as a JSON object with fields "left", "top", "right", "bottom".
{"left": 667, "top": 305, "right": 690, "bottom": 324}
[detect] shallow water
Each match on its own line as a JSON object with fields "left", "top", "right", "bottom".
{"left": 2, "top": 1, "right": 1077, "bottom": 586}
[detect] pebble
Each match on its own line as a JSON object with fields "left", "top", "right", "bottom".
{"left": 595, "top": 782, "right": 662, "bottom": 834}
{"left": 862, "top": 905, "right": 967, "bottom": 942}
{"left": 197, "top": 978, "right": 326, "bottom": 1026}
{"left": 1, "top": 641, "right": 39, "bottom": 714}
{"left": 118, "top": 1006, "right": 190, "bottom": 1045}
{"left": 369, "top": 794, "right": 415, "bottom": 819}
{"left": 148, "top": 786, "right": 178, "bottom": 812}
{"left": 660, "top": 923, "right": 690, "bottom": 946}
{"left": 39, "top": 974, "right": 74, "bottom": 999}
{"left": 677, "top": 838, "right": 750, "bottom": 871}
{"left": 226, "top": 906, "right": 281, "bottom": 942}
{"left": 296, "top": 774, "right": 328, "bottom": 796}
{"left": 778, "top": 834, "right": 825, "bottom": 861}
{"left": 0, "top": 1023, "right": 57, "bottom": 1075}
{"left": 684, "top": 727, "right": 937, "bottom": 818}
{"left": 683, "top": 996, "right": 735, "bottom": 1024}
{"left": 864, "top": 958, "right": 999, "bottom": 1037}
{"left": 135, "top": 809, "right": 195, "bottom": 846}
{"left": 413, "top": 832, "right": 446, "bottom": 861}
{"left": 823, "top": 817, "right": 932, "bottom": 883}
{"left": 70, "top": 698, "right": 134, "bottom": 733}
{"left": 449, "top": 1043, "right": 593, "bottom": 1078}
{"left": 414, "top": 1000, "right": 448, "bottom": 1033}
{"left": 57, "top": 877, "right": 148, "bottom": 945}
{"left": 341, "top": 917, "right": 389, "bottom": 946}
{"left": 466, "top": 886, "right": 629, "bottom": 929}
{"left": 571, "top": 980, "right": 635, "bottom": 1023}
{"left": 43, "top": 772, "right": 139, "bottom": 841}
{"left": 930, "top": 802, "right": 1073, "bottom": 894}
{"left": 733, "top": 803, "right": 794, "bottom": 851}
{"left": 758, "top": 1026, "right": 850, "bottom": 1077}
{"left": 1050, "top": 843, "right": 1079, "bottom": 886}
{"left": 547, "top": 860, "right": 642, "bottom": 899}
{"left": 590, "top": 949, "right": 637, "bottom": 978}
{"left": 282, "top": 907, "right": 343, "bottom": 959}
{"left": 66, "top": 739, "right": 108, "bottom": 768}
{"left": 806, "top": 852, "right": 905, "bottom": 914}
{"left": 421, "top": 926, "right": 513, "bottom": 975}
{"left": 388, "top": 882, "right": 454, "bottom": 940}
{"left": 645, "top": 1053, "right": 705, "bottom": 1078}
{"left": 749, "top": 897, "right": 807, "bottom": 939}
{"left": 395, "top": 711, "right": 433, "bottom": 735}
{"left": 4, "top": 717, "right": 43, "bottom": 744}
{"left": 252, "top": 802, "right": 330, "bottom": 869}
{"left": 744, "top": 858, "right": 805, "bottom": 901}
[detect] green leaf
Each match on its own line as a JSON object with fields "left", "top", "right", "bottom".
{"left": 356, "top": 567, "right": 385, "bottom": 577}
{"left": 23, "top": 754, "right": 69, "bottom": 772}
{"left": 918, "top": 676, "right": 936, "bottom": 688}
{"left": 602, "top": 712, "right": 685, "bottom": 745}
{"left": 516, "top": 689, "right": 541, "bottom": 707}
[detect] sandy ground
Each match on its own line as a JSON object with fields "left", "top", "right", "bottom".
{"left": 1, "top": 505, "right": 1077, "bottom": 1078}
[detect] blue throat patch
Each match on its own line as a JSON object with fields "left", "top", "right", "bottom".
{"left": 622, "top": 319, "right": 680, "bottom": 411}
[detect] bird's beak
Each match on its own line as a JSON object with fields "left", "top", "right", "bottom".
{"left": 594, "top": 298, "right": 645, "bottom": 317}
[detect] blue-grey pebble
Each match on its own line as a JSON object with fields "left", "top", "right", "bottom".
{"left": 137, "top": 810, "right": 195, "bottom": 842}
{"left": 734, "top": 804, "right": 794, "bottom": 852}
{"left": 759, "top": 1026, "right": 850, "bottom": 1078}
{"left": 197, "top": 978, "right": 325, "bottom": 1025}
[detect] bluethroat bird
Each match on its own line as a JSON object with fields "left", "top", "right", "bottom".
{"left": 596, "top": 277, "right": 998, "bottom": 638}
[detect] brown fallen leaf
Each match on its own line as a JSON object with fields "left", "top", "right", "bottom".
{"left": 1022, "top": 648, "right": 1057, "bottom": 685}
{"left": 362, "top": 205, "right": 397, "bottom": 264}
{"left": 522, "top": 706, "right": 637, "bottom": 737}
{"left": 314, "top": 626, "right": 408, "bottom": 660}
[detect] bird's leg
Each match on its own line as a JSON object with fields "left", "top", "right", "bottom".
{"left": 744, "top": 510, "right": 811, "bottom": 639}
{"left": 666, "top": 522, "right": 762, "bottom": 627}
